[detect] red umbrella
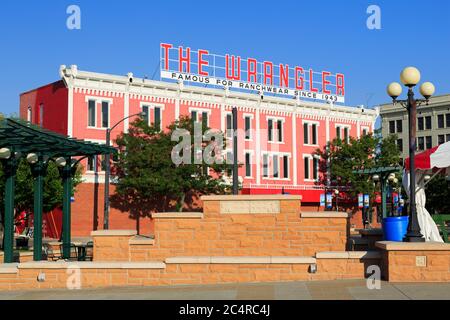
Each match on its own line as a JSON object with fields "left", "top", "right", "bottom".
{"left": 405, "top": 141, "right": 450, "bottom": 171}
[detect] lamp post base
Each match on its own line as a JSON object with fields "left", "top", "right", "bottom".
{"left": 403, "top": 231, "right": 426, "bottom": 242}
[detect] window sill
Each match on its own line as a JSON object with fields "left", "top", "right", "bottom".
{"left": 303, "top": 144, "right": 319, "bottom": 147}
{"left": 87, "top": 126, "right": 108, "bottom": 131}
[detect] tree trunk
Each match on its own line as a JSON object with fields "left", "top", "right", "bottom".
{"left": 178, "top": 193, "right": 186, "bottom": 212}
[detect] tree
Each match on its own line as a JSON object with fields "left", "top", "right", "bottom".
{"left": 111, "top": 116, "right": 232, "bottom": 232}
{"left": 314, "top": 130, "right": 401, "bottom": 212}
{"left": 425, "top": 174, "right": 450, "bottom": 215}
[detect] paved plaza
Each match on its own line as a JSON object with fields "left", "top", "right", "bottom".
{"left": 1, "top": 280, "right": 449, "bottom": 300}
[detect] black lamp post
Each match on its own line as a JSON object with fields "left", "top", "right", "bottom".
{"left": 386, "top": 67, "right": 435, "bottom": 242}
{"left": 103, "top": 112, "right": 143, "bottom": 230}
{"left": 232, "top": 107, "right": 238, "bottom": 195}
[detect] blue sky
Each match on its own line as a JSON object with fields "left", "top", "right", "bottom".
{"left": 0, "top": 0, "right": 449, "bottom": 117}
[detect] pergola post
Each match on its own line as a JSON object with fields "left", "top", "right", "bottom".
{"left": 3, "top": 158, "right": 17, "bottom": 263}
{"left": 61, "top": 158, "right": 72, "bottom": 259}
{"left": 31, "top": 157, "right": 45, "bottom": 261}
{"left": 381, "top": 176, "right": 388, "bottom": 219}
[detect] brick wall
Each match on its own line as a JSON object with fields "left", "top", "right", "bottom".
{"left": 124, "top": 196, "right": 349, "bottom": 261}
{"left": 0, "top": 257, "right": 378, "bottom": 291}
{"left": 92, "top": 230, "right": 136, "bottom": 261}
{"left": 383, "top": 250, "right": 450, "bottom": 282}
{"left": 377, "top": 241, "right": 450, "bottom": 282}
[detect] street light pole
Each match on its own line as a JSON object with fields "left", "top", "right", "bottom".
{"left": 232, "top": 107, "right": 238, "bottom": 195}
{"left": 387, "top": 67, "right": 435, "bottom": 242}
{"left": 103, "top": 128, "right": 111, "bottom": 230}
{"left": 103, "top": 112, "right": 143, "bottom": 230}
{"left": 404, "top": 88, "right": 423, "bottom": 242}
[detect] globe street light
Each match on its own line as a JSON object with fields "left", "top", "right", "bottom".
{"left": 386, "top": 66, "right": 435, "bottom": 242}
{"left": 0, "top": 148, "right": 11, "bottom": 159}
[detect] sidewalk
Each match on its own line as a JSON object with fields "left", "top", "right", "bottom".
{"left": 1, "top": 280, "right": 449, "bottom": 300}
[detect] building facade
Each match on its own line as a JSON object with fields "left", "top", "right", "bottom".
{"left": 380, "top": 94, "right": 450, "bottom": 161}
{"left": 19, "top": 65, "right": 378, "bottom": 235}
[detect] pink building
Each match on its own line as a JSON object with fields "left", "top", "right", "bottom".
{"left": 19, "top": 65, "right": 378, "bottom": 234}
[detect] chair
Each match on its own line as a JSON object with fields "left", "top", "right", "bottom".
{"left": 68, "top": 243, "right": 79, "bottom": 261}
{"left": 15, "top": 227, "right": 32, "bottom": 250}
{"left": 44, "top": 243, "right": 62, "bottom": 261}
{"left": 84, "top": 241, "right": 94, "bottom": 261}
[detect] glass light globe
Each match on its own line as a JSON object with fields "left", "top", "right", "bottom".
{"left": 400, "top": 67, "right": 421, "bottom": 86}
{"left": 419, "top": 82, "right": 435, "bottom": 98}
{"left": 0, "top": 148, "right": 11, "bottom": 159}
{"left": 388, "top": 173, "right": 395, "bottom": 182}
{"left": 334, "top": 189, "right": 339, "bottom": 195}
{"left": 55, "top": 157, "right": 67, "bottom": 167}
{"left": 26, "top": 153, "right": 38, "bottom": 164}
{"left": 387, "top": 82, "right": 402, "bottom": 98}
{"left": 372, "top": 174, "right": 380, "bottom": 181}
{"left": 424, "top": 175, "right": 431, "bottom": 182}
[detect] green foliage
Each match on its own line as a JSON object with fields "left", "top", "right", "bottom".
{"left": 425, "top": 174, "right": 450, "bottom": 215}
{"left": 112, "top": 116, "right": 232, "bottom": 217}
{"left": 0, "top": 159, "right": 82, "bottom": 224}
{"left": 315, "top": 132, "right": 401, "bottom": 207}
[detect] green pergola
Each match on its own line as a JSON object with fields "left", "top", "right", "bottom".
{"left": 353, "top": 166, "right": 402, "bottom": 219}
{"left": 0, "top": 118, "right": 117, "bottom": 263}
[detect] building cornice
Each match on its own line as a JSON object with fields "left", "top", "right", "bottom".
{"left": 60, "top": 65, "right": 378, "bottom": 124}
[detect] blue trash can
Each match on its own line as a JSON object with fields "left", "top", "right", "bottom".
{"left": 382, "top": 216, "right": 409, "bottom": 241}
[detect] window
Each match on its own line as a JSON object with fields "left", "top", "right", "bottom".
{"left": 303, "top": 123, "right": 309, "bottom": 144}
{"left": 268, "top": 119, "right": 273, "bottom": 142}
{"left": 201, "top": 112, "right": 208, "bottom": 128}
{"left": 273, "top": 155, "right": 279, "bottom": 178}
{"left": 39, "top": 104, "right": 44, "bottom": 127}
{"left": 226, "top": 114, "right": 233, "bottom": 138}
{"left": 87, "top": 156, "right": 96, "bottom": 171}
{"left": 362, "top": 128, "right": 368, "bottom": 136}
{"left": 27, "top": 107, "right": 32, "bottom": 122}
{"left": 100, "top": 155, "right": 107, "bottom": 171}
{"left": 426, "top": 136, "right": 432, "bottom": 149}
{"left": 244, "top": 116, "right": 251, "bottom": 140}
{"left": 447, "top": 134, "right": 450, "bottom": 142}
{"left": 226, "top": 151, "right": 233, "bottom": 164}
{"left": 311, "top": 124, "right": 317, "bottom": 145}
{"left": 277, "top": 119, "right": 283, "bottom": 142}
{"left": 438, "top": 114, "right": 444, "bottom": 128}
{"left": 389, "top": 121, "right": 395, "bottom": 134}
{"left": 425, "top": 116, "right": 432, "bottom": 130}
{"left": 304, "top": 157, "right": 310, "bottom": 180}
{"left": 142, "top": 105, "right": 149, "bottom": 124}
{"left": 446, "top": 114, "right": 450, "bottom": 128}
{"left": 418, "top": 117, "right": 424, "bottom": 131}
{"left": 397, "top": 139, "right": 403, "bottom": 152}
{"left": 438, "top": 135, "right": 445, "bottom": 145}
{"left": 88, "top": 100, "right": 96, "bottom": 127}
{"left": 263, "top": 154, "right": 269, "bottom": 178}
{"left": 313, "top": 157, "right": 319, "bottom": 180}
{"left": 396, "top": 120, "right": 403, "bottom": 133}
{"left": 418, "top": 137, "right": 424, "bottom": 151}
{"left": 343, "top": 127, "right": 349, "bottom": 143}
{"left": 101, "top": 101, "right": 109, "bottom": 128}
{"left": 245, "top": 153, "right": 251, "bottom": 177}
{"left": 191, "top": 110, "right": 198, "bottom": 122}
{"left": 336, "top": 127, "right": 341, "bottom": 140}
{"left": 283, "top": 155, "right": 289, "bottom": 179}
{"left": 154, "top": 107, "right": 161, "bottom": 130}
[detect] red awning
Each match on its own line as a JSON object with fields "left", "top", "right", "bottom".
{"left": 405, "top": 141, "right": 450, "bottom": 171}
